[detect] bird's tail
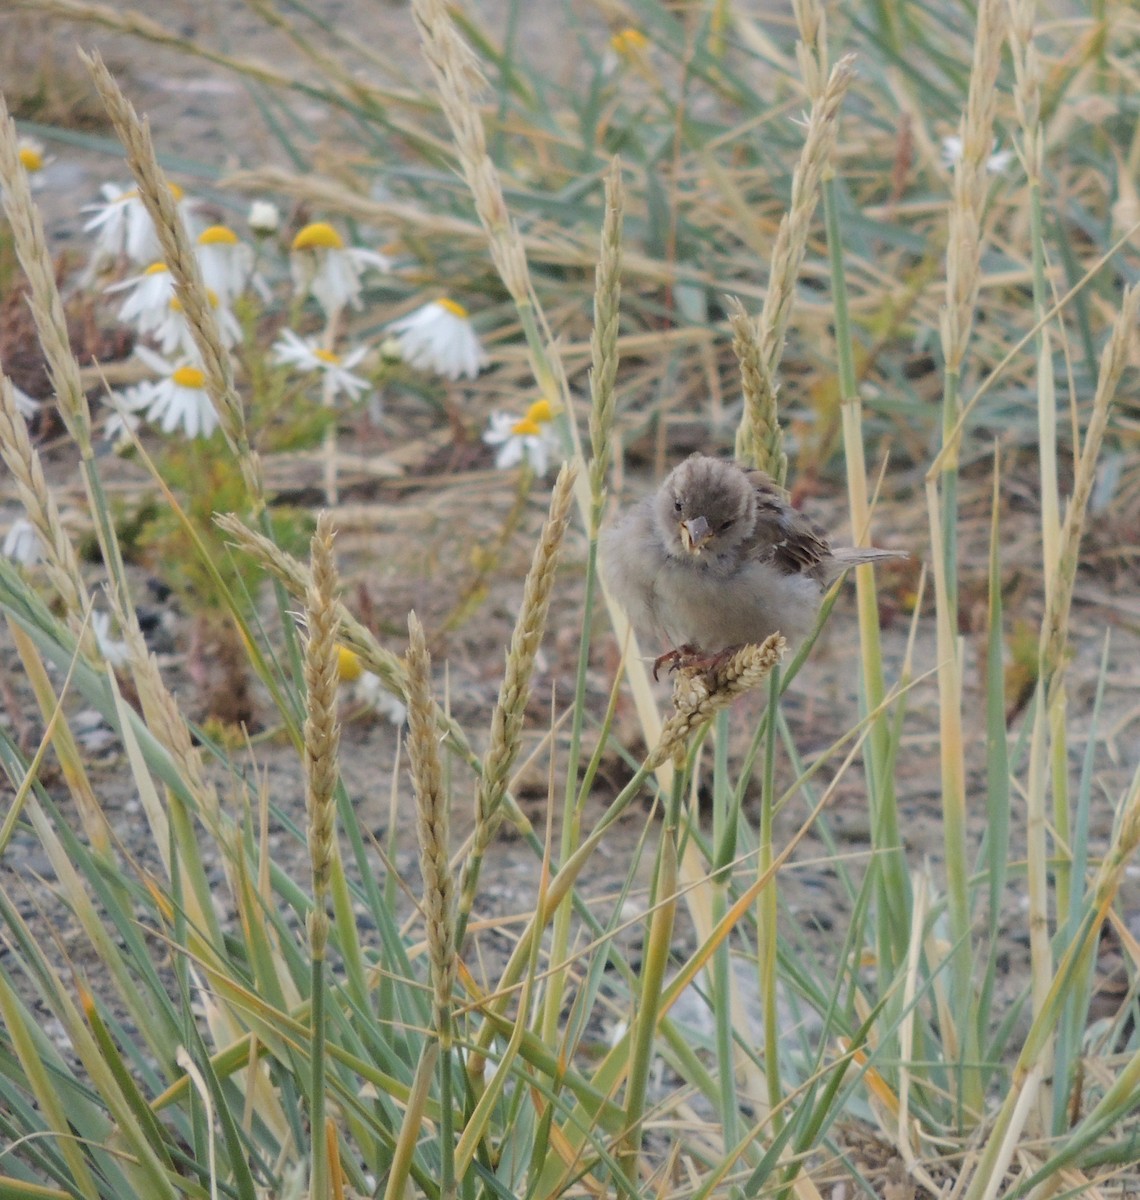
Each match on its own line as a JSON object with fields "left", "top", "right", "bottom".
{"left": 819, "top": 546, "right": 909, "bottom": 585}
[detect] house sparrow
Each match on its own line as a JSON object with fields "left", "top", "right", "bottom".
{"left": 600, "top": 454, "right": 906, "bottom": 673}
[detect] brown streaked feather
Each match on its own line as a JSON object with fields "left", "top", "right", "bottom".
{"left": 741, "top": 468, "right": 832, "bottom": 578}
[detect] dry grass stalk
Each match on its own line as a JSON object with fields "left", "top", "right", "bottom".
{"left": 11, "top": 0, "right": 305, "bottom": 95}
{"left": 729, "top": 297, "right": 786, "bottom": 483}
{"left": 0, "top": 376, "right": 93, "bottom": 644}
{"left": 0, "top": 95, "right": 92, "bottom": 446}
{"left": 456, "top": 463, "right": 577, "bottom": 929}
{"left": 732, "top": 53, "right": 853, "bottom": 471}
{"left": 1007, "top": 0, "right": 1043, "bottom": 178}
{"left": 1042, "top": 284, "right": 1140, "bottom": 676}
{"left": 303, "top": 514, "right": 341, "bottom": 960}
{"left": 410, "top": 0, "right": 529, "bottom": 303}
{"left": 941, "top": 0, "right": 1006, "bottom": 378}
{"left": 588, "top": 158, "right": 624, "bottom": 515}
{"left": 648, "top": 636, "right": 785, "bottom": 770}
{"left": 126, "top": 617, "right": 225, "bottom": 833}
{"left": 81, "top": 51, "right": 264, "bottom": 509}
{"left": 405, "top": 612, "right": 456, "bottom": 1033}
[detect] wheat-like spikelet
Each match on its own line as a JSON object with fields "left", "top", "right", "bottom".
{"left": 731, "top": 53, "right": 852, "bottom": 469}
{"left": 1096, "top": 772, "right": 1140, "bottom": 903}
{"left": 82, "top": 51, "right": 265, "bottom": 509}
{"left": 941, "top": 0, "right": 1006, "bottom": 378}
{"left": 0, "top": 97, "right": 92, "bottom": 447}
{"left": 456, "top": 463, "right": 576, "bottom": 935}
{"left": 729, "top": 297, "right": 786, "bottom": 484}
{"left": 410, "top": 0, "right": 529, "bottom": 303}
{"left": 0, "top": 376, "right": 93, "bottom": 641}
{"left": 588, "top": 159, "right": 625, "bottom": 515}
{"left": 213, "top": 512, "right": 408, "bottom": 695}
{"left": 792, "top": 0, "right": 829, "bottom": 100}
{"left": 1007, "top": 0, "right": 1042, "bottom": 179}
{"left": 1043, "top": 284, "right": 1140, "bottom": 675}
{"left": 405, "top": 612, "right": 456, "bottom": 1034}
{"left": 760, "top": 55, "right": 853, "bottom": 375}
{"left": 648, "top": 636, "right": 785, "bottom": 770}
{"left": 303, "top": 514, "right": 341, "bottom": 960}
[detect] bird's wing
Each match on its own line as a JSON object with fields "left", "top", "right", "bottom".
{"left": 741, "top": 469, "right": 832, "bottom": 577}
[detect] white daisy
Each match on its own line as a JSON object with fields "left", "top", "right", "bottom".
{"left": 11, "top": 384, "right": 40, "bottom": 419}
{"left": 3, "top": 518, "right": 43, "bottom": 566}
{"left": 271, "top": 329, "right": 370, "bottom": 401}
{"left": 83, "top": 181, "right": 200, "bottom": 265}
{"left": 289, "top": 221, "right": 390, "bottom": 315}
{"left": 91, "top": 611, "right": 130, "bottom": 667}
{"left": 248, "top": 200, "right": 280, "bottom": 237}
{"left": 106, "top": 262, "right": 176, "bottom": 336}
{"left": 483, "top": 400, "right": 560, "bottom": 477}
{"left": 103, "top": 381, "right": 154, "bottom": 447}
{"left": 388, "top": 298, "right": 487, "bottom": 381}
{"left": 195, "top": 225, "right": 254, "bottom": 303}
{"left": 354, "top": 671, "right": 408, "bottom": 726}
{"left": 152, "top": 289, "right": 242, "bottom": 358}
{"left": 940, "top": 135, "right": 1015, "bottom": 175}
{"left": 134, "top": 348, "right": 220, "bottom": 439}
{"left": 17, "top": 136, "right": 52, "bottom": 189}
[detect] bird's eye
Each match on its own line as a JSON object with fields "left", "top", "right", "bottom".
{"left": 673, "top": 499, "right": 683, "bottom": 513}
{"left": 719, "top": 519, "right": 734, "bottom": 532}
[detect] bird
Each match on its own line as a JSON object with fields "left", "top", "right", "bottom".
{"left": 600, "top": 454, "right": 906, "bottom": 675}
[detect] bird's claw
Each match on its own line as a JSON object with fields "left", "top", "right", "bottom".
{"left": 653, "top": 644, "right": 709, "bottom": 679}
{"left": 653, "top": 645, "right": 741, "bottom": 680}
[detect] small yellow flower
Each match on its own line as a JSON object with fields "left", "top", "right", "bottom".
{"left": 611, "top": 28, "right": 649, "bottom": 58}
{"left": 485, "top": 401, "right": 561, "bottom": 476}
{"left": 337, "top": 645, "right": 364, "bottom": 682}
{"left": 18, "top": 137, "right": 45, "bottom": 173}
{"left": 195, "top": 226, "right": 253, "bottom": 302}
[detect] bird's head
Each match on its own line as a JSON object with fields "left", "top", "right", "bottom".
{"left": 654, "top": 455, "right": 757, "bottom": 560}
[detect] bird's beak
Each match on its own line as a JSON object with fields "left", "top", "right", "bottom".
{"left": 680, "top": 515, "right": 712, "bottom": 554}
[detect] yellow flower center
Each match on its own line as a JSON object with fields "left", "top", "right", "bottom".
{"left": 122, "top": 182, "right": 182, "bottom": 202}
{"left": 437, "top": 297, "right": 469, "bottom": 319}
{"left": 313, "top": 348, "right": 340, "bottom": 365}
{"left": 611, "top": 28, "right": 649, "bottom": 56}
{"left": 169, "top": 288, "right": 219, "bottom": 314}
{"left": 336, "top": 645, "right": 364, "bottom": 682}
{"left": 19, "top": 146, "right": 44, "bottom": 172}
{"left": 198, "top": 224, "right": 239, "bottom": 245}
{"left": 524, "top": 399, "right": 554, "bottom": 424}
{"left": 511, "top": 417, "right": 541, "bottom": 437}
{"left": 144, "top": 262, "right": 170, "bottom": 275}
{"left": 292, "top": 222, "right": 345, "bottom": 251}
{"left": 171, "top": 366, "right": 206, "bottom": 388}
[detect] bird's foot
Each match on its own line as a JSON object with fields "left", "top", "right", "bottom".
{"left": 652, "top": 644, "right": 701, "bottom": 680}
{"left": 657, "top": 644, "right": 749, "bottom": 682}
